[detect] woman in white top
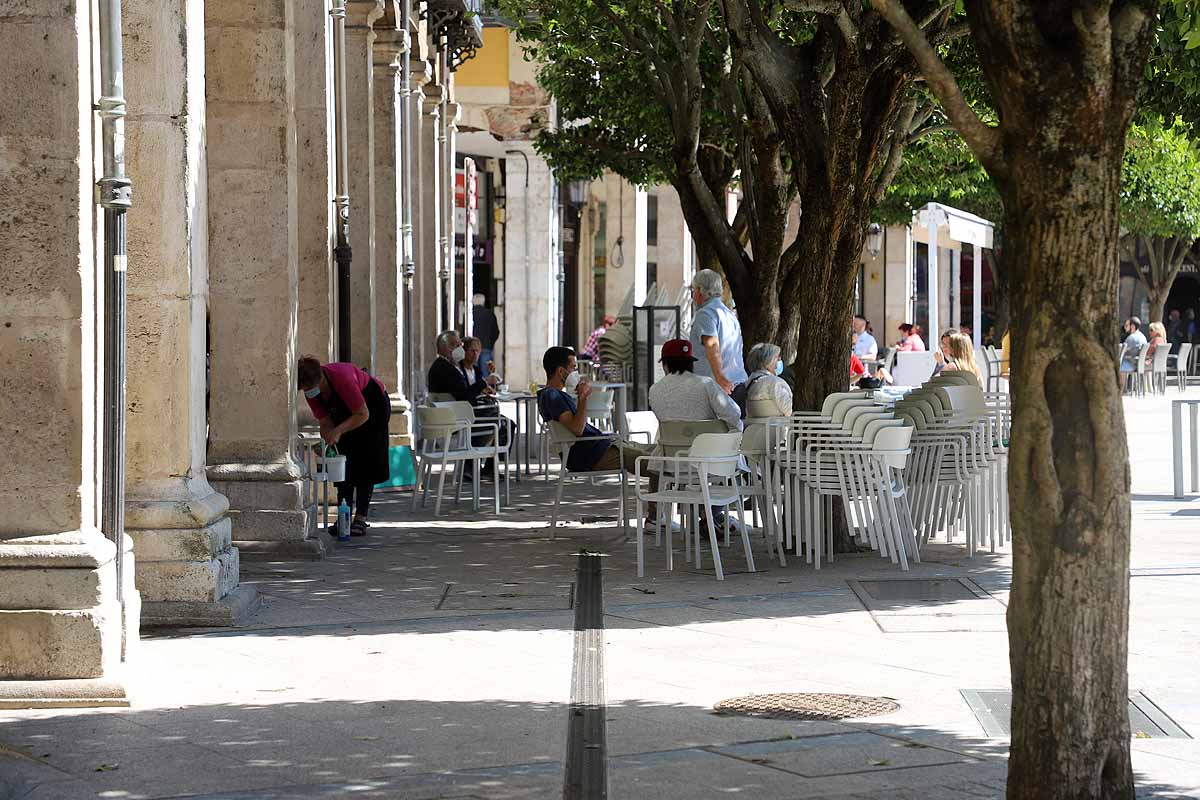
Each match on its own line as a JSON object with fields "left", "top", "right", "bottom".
{"left": 742, "top": 343, "right": 793, "bottom": 459}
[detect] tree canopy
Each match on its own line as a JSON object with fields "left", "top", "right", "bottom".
{"left": 1121, "top": 119, "right": 1200, "bottom": 240}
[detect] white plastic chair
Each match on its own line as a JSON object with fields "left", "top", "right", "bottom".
{"left": 1151, "top": 346, "right": 1172, "bottom": 395}
{"left": 1171, "top": 343, "right": 1193, "bottom": 392}
{"left": 583, "top": 388, "right": 616, "bottom": 432}
{"left": 412, "top": 405, "right": 502, "bottom": 516}
{"left": 891, "top": 351, "right": 937, "bottom": 386}
{"left": 634, "top": 432, "right": 752, "bottom": 580}
{"left": 547, "top": 421, "right": 628, "bottom": 536}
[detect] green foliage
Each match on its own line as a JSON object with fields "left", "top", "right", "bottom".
{"left": 874, "top": 128, "right": 1001, "bottom": 226}
{"left": 1142, "top": 3, "right": 1200, "bottom": 136}
{"left": 1120, "top": 120, "right": 1200, "bottom": 240}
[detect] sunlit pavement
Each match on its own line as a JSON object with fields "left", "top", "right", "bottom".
{"left": 2, "top": 390, "right": 1200, "bottom": 799}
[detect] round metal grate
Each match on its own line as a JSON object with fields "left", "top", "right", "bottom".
{"left": 713, "top": 693, "right": 900, "bottom": 721}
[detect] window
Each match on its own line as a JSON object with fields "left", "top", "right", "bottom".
{"left": 647, "top": 194, "right": 659, "bottom": 246}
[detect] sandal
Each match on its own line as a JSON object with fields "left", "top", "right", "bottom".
{"left": 349, "top": 519, "right": 368, "bottom": 537}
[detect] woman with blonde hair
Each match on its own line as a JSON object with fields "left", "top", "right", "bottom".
{"left": 1145, "top": 321, "right": 1168, "bottom": 366}
{"left": 941, "top": 333, "right": 983, "bottom": 384}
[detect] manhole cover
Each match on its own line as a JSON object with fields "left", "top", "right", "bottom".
{"left": 714, "top": 693, "right": 900, "bottom": 721}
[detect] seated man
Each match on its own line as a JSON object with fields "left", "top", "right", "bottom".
{"left": 427, "top": 329, "right": 511, "bottom": 459}
{"left": 648, "top": 338, "right": 742, "bottom": 431}
{"left": 538, "top": 346, "right": 661, "bottom": 527}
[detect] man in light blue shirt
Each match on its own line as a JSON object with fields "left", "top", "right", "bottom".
{"left": 689, "top": 269, "right": 747, "bottom": 394}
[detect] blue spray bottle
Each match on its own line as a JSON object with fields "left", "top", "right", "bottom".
{"left": 337, "top": 500, "right": 352, "bottom": 541}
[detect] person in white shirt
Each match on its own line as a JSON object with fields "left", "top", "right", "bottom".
{"left": 852, "top": 315, "right": 878, "bottom": 361}
{"left": 648, "top": 338, "right": 742, "bottom": 432}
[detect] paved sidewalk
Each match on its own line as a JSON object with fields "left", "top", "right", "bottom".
{"left": 2, "top": 391, "right": 1200, "bottom": 799}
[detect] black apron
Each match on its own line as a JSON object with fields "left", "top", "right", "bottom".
{"left": 324, "top": 369, "right": 391, "bottom": 486}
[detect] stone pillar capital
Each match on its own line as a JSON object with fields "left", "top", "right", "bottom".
{"left": 346, "top": 0, "right": 384, "bottom": 30}
{"left": 444, "top": 100, "right": 461, "bottom": 127}
{"left": 409, "top": 58, "right": 434, "bottom": 87}
{"left": 373, "top": 28, "right": 405, "bottom": 69}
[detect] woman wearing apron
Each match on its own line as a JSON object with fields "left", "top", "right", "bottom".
{"left": 297, "top": 356, "right": 391, "bottom": 536}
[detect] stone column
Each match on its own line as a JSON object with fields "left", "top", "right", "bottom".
{"left": 502, "top": 145, "right": 557, "bottom": 389}
{"left": 122, "top": 0, "right": 255, "bottom": 625}
{"left": 205, "top": 0, "right": 323, "bottom": 558}
{"left": 444, "top": 100, "right": 461, "bottom": 330}
{"left": 346, "top": 0, "right": 384, "bottom": 371}
{"left": 373, "top": 26, "right": 403, "bottom": 395}
{"left": 0, "top": 0, "right": 136, "bottom": 703}
{"left": 407, "top": 60, "right": 434, "bottom": 389}
{"left": 296, "top": 0, "right": 337, "bottom": 362}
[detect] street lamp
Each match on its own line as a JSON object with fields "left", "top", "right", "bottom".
{"left": 866, "top": 222, "right": 883, "bottom": 257}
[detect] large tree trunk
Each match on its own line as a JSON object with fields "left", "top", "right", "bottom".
{"left": 1147, "top": 287, "right": 1170, "bottom": 325}
{"left": 1004, "top": 148, "right": 1133, "bottom": 800}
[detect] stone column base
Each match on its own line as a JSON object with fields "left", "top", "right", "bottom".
{"left": 208, "top": 457, "right": 325, "bottom": 560}
{"left": 0, "top": 533, "right": 133, "bottom": 708}
{"left": 141, "top": 584, "right": 261, "bottom": 628}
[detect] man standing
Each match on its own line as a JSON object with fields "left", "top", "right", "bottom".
{"left": 689, "top": 269, "right": 747, "bottom": 394}
{"left": 852, "top": 315, "right": 879, "bottom": 362}
{"left": 471, "top": 294, "right": 500, "bottom": 374}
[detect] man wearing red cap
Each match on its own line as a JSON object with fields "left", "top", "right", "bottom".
{"left": 648, "top": 339, "right": 743, "bottom": 432}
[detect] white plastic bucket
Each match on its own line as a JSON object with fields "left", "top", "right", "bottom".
{"left": 320, "top": 452, "right": 347, "bottom": 483}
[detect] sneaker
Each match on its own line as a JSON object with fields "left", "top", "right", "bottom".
{"left": 643, "top": 518, "right": 682, "bottom": 535}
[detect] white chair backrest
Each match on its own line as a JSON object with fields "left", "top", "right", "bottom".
{"left": 853, "top": 412, "right": 897, "bottom": 440}
{"left": 435, "top": 400, "right": 476, "bottom": 425}
{"left": 585, "top": 388, "right": 615, "bottom": 413}
{"left": 942, "top": 385, "right": 987, "bottom": 413}
{"left": 829, "top": 398, "right": 875, "bottom": 425}
{"left": 747, "top": 395, "right": 786, "bottom": 419}
{"left": 625, "top": 410, "right": 659, "bottom": 443}
{"left": 933, "top": 372, "right": 978, "bottom": 387}
{"left": 549, "top": 420, "right": 581, "bottom": 447}
{"left": 687, "top": 432, "right": 743, "bottom": 478}
{"left": 892, "top": 351, "right": 937, "bottom": 386}
{"left": 843, "top": 406, "right": 887, "bottom": 436}
{"left": 873, "top": 424, "right": 915, "bottom": 469}
{"left": 861, "top": 417, "right": 904, "bottom": 444}
{"left": 417, "top": 406, "right": 459, "bottom": 439}
{"left": 658, "top": 419, "right": 726, "bottom": 456}
{"left": 1179, "top": 343, "right": 1194, "bottom": 369}
{"left": 428, "top": 392, "right": 455, "bottom": 403}
{"left": 1153, "top": 346, "right": 1171, "bottom": 370}
{"left": 820, "top": 391, "right": 866, "bottom": 417}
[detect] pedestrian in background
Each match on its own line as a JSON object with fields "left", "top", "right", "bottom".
{"left": 471, "top": 293, "right": 500, "bottom": 375}
{"left": 689, "top": 269, "right": 746, "bottom": 395}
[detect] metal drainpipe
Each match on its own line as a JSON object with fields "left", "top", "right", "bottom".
{"left": 400, "top": 0, "right": 416, "bottom": 399}
{"left": 505, "top": 149, "right": 531, "bottom": 384}
{"left": 331, "top": 0, "right": 353, "bottom": 362}
{"left": 97, "top": 0, "right": 132, "bottom": 624}
{"left": 437, "top": 42, "right": 451, "bottom": 331}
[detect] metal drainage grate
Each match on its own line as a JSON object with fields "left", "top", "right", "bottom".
{"left": 714, "top": 693, "right": 900, "bottom": 721}
{"left": 961, "top": 690, "right": 1192, "bottom": 739}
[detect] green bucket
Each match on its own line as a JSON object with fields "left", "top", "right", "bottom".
{"left": 376, "top": 445, "right": 416, "bottom": 489}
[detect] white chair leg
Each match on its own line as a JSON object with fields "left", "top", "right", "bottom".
{"left": 550, "top": 469, "right": 567, "bottom": 538}
{"left": 737, "top": 496, "right": 755, "bottom": 573}
{"left": 703, "top": 502, "right": 725, "bottom": 581}
{"left": 636, "top": 498, "right": 646, "bottom": 578}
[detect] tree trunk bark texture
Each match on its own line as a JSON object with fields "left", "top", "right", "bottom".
{"left": 961, "top": 5, "right": 1155, "bottom": 796}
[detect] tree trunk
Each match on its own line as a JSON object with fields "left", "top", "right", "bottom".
{"left": 1147, "top": 287, "right": 1170, "bottom": 325}
{"left": 1002, "top": 142, "right": 1133, "bottom": 800}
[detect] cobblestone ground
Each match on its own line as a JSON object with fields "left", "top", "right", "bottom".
{"left": 2, "top": 391, "right": 1199, "bottom": 799}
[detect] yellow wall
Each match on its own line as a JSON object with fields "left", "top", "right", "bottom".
{"left": 455, "top": 27, "right": 510, "bottom": 88}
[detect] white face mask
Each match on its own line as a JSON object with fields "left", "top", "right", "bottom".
{"left": 564, "top": 370, "right": 581, "bottom": 392}
{"left": 450, "top": 345, "right": 466, "bottom": 363}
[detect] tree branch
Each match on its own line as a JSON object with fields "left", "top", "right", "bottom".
{"left": 869, "top": 0, "right": 1005, "bottom": 180}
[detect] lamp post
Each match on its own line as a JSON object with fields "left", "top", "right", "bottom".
{"left": 331, "top": 0, "right": 353, "bottom": 362}
{"left": 97, "top": 0, "right": 132, "bottom": 616}
{"left": 866, "top": 222, "right": 883, "bottom": 258}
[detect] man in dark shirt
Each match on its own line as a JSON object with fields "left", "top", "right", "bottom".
{"left": 472, "top": 294, "right": 501, "bottom": 372}
{"left": 428, "top": 329, "right": 491, "bottom": 401}
{"left": 538, "top": 346, "right": 659, "bottom": 524}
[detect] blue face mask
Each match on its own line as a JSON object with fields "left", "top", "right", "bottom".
{"left": 304, "top": 387, "right": 321, "bottom": 399}
{"left": 775, "top": 361, "right": 785, "bottom": 376}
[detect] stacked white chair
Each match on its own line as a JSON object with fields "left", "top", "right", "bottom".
{"left": 1151, "top": 346, "right": 1172, "bottom": 395}
{"left": 1171, "top": 343, "right": 1193, "bottom": 391}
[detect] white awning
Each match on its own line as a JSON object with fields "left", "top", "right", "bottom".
{"left": 912, "top": 203, "right": 995, "bottom": 250}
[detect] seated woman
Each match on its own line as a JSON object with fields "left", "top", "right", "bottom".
{"left": 941, "top": 332, "right": 984, "bottom": 384}
{"left": 894, "top": 323, "right": 926, "bottom": 352}
{"left": 1145, "top": 321, "right": 1168, "bottom": 367}
{"left": 744, "top": 342, "right": 793, "bottom": 416}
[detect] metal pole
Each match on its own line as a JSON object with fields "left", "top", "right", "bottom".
{"left": 556, "top": 180, "right": 566, "bottom": 345}
{"left": 437, "top": 43, "right": 450, "bottom": 330}
{"left": 97, "top": 0, "right": 132, "bottom": 616}
{"left": 400, "top": 0, "right": 416, "bottom": 399}
{"left": 926, "top": 210, "right": 939, "bottom": 340}
{"left": 331, "top": 0, "right": 353, "bottom": 362}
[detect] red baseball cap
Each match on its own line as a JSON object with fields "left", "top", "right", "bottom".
{"left": 660, "top": 338, "right": 697, "bottom": 361}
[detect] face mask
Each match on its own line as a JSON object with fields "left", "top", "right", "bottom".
{"left": 304, "top": 387, "right": 321, "bottom": 399}
{"left": 564, "top": 370, "right": 582, "bottom": 392}
{"left": 451, "top": 345, "right": 466, "bottom": 363}
{"left": 775, "top": 361, "right": 785, "bottom": 376}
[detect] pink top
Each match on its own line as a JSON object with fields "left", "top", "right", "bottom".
{"left": 896, "top": 334, "right": 926, "bottom": 352}
{"left": 306, "top": 362, "right": 385, "bottom": 420}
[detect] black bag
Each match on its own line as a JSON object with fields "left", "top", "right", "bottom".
{"left": 731, "top": 375, "right": 765, "bottom": 419}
